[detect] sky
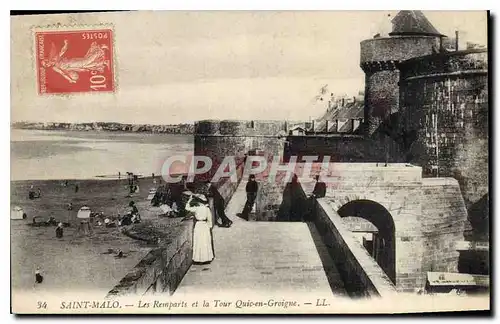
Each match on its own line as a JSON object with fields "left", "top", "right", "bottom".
{"left": 10, "top": 10, "right": 488, "bottom": 124}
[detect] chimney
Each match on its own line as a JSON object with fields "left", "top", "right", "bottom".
{"left": 341, "top": 98, "right": 345, "bottom": 107}
{"left": 455, "top": 30, "right": 459, "bottom": 51}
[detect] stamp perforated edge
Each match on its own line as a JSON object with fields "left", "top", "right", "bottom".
{"left": 31, "top": 22, "right": 119, "bottom": 97}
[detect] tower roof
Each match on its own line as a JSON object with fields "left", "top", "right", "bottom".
{"left": 389, "top": 11, "right": 445, "bottom": 37}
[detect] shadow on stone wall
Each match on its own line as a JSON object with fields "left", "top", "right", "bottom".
{"left": 277, "top": 177, "right": 308, "bottom": 222}
{"left": 306, "top": 222, "right": 348, "bottom": 297}
{"left": 458, "top": 193, "right": 490, "bottom": 276}
{"left": 466, "top": 194, "right": 489, "bottom": 241}
{"left": 458, "top": 250, "right": 489, "bottom": 275}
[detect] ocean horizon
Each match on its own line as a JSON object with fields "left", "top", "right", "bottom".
{"left": 10, "top": 129, "right": 194, "bottom": 181}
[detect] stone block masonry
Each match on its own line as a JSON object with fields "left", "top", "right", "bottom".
{"left": 420, "top": 178, "right": 472, "bottom": 277}
{"left": 284, "top": 135, "right": 405, "bottom": 163}
{"left": 301, "top": 163, "right": 469, "bottom": 292}
{"left": 106, "top": 162, "right": 244, "bottom": 298}
{"left": 312, "top": 196, "right": 397, "bottom": 297}
{"left": 194, "top": 119, "right": 287, "bottom": 181}
{"left": 360, "top": 36, "right": 441, "bottom": 135}
{"left": 399, "top": 49, "right": 488, "bottom": 228}
{"left": 106, "top": 220, "right": 194, "bottom": 298}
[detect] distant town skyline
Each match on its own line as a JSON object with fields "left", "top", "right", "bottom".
{"left": 11, "top": 10, "right": 488, "bottom": 124}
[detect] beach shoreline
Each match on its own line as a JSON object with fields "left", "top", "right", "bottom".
{"left": 11, "top": 173, "right": 148, "bottom": 183}
{"left": 10, "top": 175, "right": 186, "bottom": 295}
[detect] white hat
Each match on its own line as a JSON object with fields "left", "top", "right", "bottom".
{"left": 58, "top": 222, "right": 63, "bottom": 227}
{"left": 104, "top": 218, "right": 110, "bottom": 224}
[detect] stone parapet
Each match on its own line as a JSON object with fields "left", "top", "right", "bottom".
{"left": 398, "top": 49, "right": 488, "bottom": 81}
{"left": 361, "top": 60, "right": 398, "bottom": 73}
{"left": 312, "top": 197, "right": 397, "bottom": 297}
{"left": 195, "top": 119, "right": 288, "bottom": 137}
{"left": 106, "top": 220, "right": 194, "bottom": 298}
{"left": 360, "top": 36, "right": 440, "bottom": 66}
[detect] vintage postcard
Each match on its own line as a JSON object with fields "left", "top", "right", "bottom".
{"left": 10, "top": 10, "right": 490, "bottom": 314}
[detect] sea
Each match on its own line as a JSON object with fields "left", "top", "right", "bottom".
{"left": 10, "top": 129, "right": 194, "bottom": 294}
{"left": 10, "top": 129, "right": 194, "bottom": 181}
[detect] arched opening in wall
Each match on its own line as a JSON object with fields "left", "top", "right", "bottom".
{"left": 337, "top": 200, "right": 396, "bottom": 284}
{"left": 341, "top": 216, "right": 379, "bottom": 257}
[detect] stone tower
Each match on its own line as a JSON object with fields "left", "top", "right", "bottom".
{"left": 360, "top": 11, "right": 444, "bottom": 136}
{"left": 398, "top": 49, "right": 489, "bottom": 240}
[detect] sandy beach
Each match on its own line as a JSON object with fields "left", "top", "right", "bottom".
{"left": 10, "top": 176, "right": 186, "bottom": 296}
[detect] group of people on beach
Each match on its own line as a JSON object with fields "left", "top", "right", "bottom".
{"left": 30, "top": 199, "right": 141, "bottom": 240}
{"left": 91, "top": 201, "right": 141, "bottom": 228}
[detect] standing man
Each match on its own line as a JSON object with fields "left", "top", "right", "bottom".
{"left": 207, "top": 182, "right": 232, "bottom": 227}
{"left": 169, "top": 177, "right": 183, "bottom": 216}
{"left": 241, "top": 174, "right": 258, "bottom": 219}
{"left": 311, "top": 175, "right": 326, "bottom": 198}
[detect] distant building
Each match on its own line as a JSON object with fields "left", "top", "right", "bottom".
{"left": 288, "top": 125, "right": 305, "bottom": 136}
{"left": 315, "top": 95, "right": 364, "bottom": 134}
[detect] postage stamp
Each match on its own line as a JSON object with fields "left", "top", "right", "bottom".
{"left": 35, "top": 29, "right": 115, "bottom": 95}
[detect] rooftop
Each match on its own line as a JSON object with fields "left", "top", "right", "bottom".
{"left": 389, "top": 10, "right": 445, "bottom": 37}
{"left": 315, "top": 99, "right": 364, "bottom": 132}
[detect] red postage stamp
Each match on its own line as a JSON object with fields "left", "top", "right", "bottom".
{"left": 35, "top": 29, "right": 115, "bottom": 95}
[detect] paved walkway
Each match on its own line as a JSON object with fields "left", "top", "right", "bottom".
{"left": 174, "top": 178, "right": 347, "bottom": 297}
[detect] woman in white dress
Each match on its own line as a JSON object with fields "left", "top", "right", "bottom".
{"left": 184, "top": 194, "right": 214, "bottom": 264}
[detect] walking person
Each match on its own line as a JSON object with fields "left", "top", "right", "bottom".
{"left": 241, "top": 174, "right": 258, "bottom": 219}
{"left": 184, "top": 194, "right": 214, "bottom": 264}
{"left": 207, "top": 182, "right": 232, "bottom": 227}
